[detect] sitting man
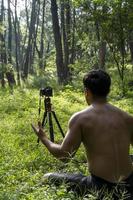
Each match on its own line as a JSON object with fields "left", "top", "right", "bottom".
{"left": 32, "top": 70, "right": 133, "bottom": 199}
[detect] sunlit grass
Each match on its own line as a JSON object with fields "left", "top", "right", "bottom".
{"left": 0, "top": 85, "right": 133, "bottom": 199}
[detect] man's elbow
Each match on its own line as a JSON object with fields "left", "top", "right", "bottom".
{"left": 52, "top": 146, "right": 76, "bottom": 162}
{"left": 58, "top": 151, "right": 76, "bottom": 163}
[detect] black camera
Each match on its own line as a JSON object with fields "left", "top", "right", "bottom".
{"left": 40, "top": 86, "right": 53, "bottom": 97}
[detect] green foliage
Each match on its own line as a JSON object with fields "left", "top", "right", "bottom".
{"left": 69, "top": 0, "right": 133, "bottom": 96}
{"left": 28, "top": 56, "right": 57, "bottom": 89}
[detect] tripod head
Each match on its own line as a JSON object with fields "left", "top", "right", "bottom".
{"left": 40, "top": 87, "right": 53, "bottom": 97}
{"left": 38, "top": 87, "right": 53, "bottom": 116}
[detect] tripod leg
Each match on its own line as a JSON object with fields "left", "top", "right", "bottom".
{"left": 37, "top": 111, "right": 47, "bottom": 144}
{"left": 48, "top": 112, "right": 54, "bottom": 142}
{"left": 52, "top": 111, "right": 65, "bottom": 138}
{"left": 42, "top": 111, "right": 47, "bottom": 127}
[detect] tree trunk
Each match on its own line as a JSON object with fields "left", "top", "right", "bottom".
{"left": 14, "top": 0, "right": 21, "bottom": 85}
{"left": 94, "top": 4, "right": 107, "bottom": 70}
{"left": 39, "top": 0, "right": 46, "bottom": 69}
{"left": 0, "top": 0, "right": 6, "bottom": 87}
{"left": 30, "top": 0, "right": 40, "bottom": 73}
{"left": 51, "top": 0, "right": 65, "bottom": 84}
{"left": 61, "top": 0, "right": 69, "bottom": 79}
{"left": 94, "top": 3, "right": 100, "bottom": 42}
{"left": 118, "top": 3, "right": 126, "bottom": 96}
{"left": 70, "top": 8, "right": 76, "bottom": 64}
{"left": 6, "top": 70, "right": 16, "bottom": 88}
{"left": 65, "top": 0, "right": 71, "bottom": 80}
{"left": 7, "top": 0, "right": 12, "bottom": 63}
{"left": 99, "top": 41, "right": 106, "bottom": 70}
{"left": 23, "top": 0, "right": 38, "bottom": 79}
{"left": 20, "top": 0, "right": 29, "bottom": 75}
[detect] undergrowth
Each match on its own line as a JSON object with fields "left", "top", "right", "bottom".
{"left": 0, "top": 86, "right": 133, "bottom": 199}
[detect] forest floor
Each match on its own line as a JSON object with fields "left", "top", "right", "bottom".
{"left": 0, "top": 86, "right": 133, "bottom": 200}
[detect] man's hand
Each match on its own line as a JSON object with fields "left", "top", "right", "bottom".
{"left": 31, "top": 113, "right": 82, "bottom": 162}
{"left": 31, "top": 121, "right": 47, "bottom": 139}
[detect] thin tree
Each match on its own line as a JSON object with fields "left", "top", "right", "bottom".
{"left": 14, "top": 0, "right": 21, "bottom": 85}
{"left": 23, "top": 0, "right": 38, "bottom": 79}
{"left": 7, "top": 0, "right": 12, "bottom": 63}
{"left": 0, "top": 0, "right": 6, "bottom": 87}
{"left": 36, "top": 0, "right": 46, "bottom": 70}
{"left": 60, "top": 0, "right": 71, "bottom": 81}
{"left": 70, "top": 7, "right": 76, "bottom": 64}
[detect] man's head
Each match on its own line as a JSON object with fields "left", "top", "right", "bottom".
{"left": 83, "top": 70, "right": 111, "bottom": 104}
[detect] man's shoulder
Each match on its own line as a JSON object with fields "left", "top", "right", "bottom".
{"left": 113, "top": 104, "right": 132, "bottom": 115}
{"left": 109, "top": 103, "right": 133, "bottom": 123}
{"left": 69, "top": 107, "right": 92, "bottom": 124}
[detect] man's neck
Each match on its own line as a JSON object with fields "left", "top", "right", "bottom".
{"left": 91, "top": 97, "right": 107, "bottom": 105}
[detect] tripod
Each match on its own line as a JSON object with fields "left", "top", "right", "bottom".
{"left": 38, "top": 96, "right": 65, "bottom": 143}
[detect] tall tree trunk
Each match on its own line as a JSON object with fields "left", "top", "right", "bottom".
{"left": 39, "top": 0, "right": 46, "bottom": 69}
{"left": 118, "top": 2, "right": 126, "bottom": 96}
{"left": 23, "top": 0, "right": 38, "bottom": 79}
{"left": 65, "top": 0, "right": 71, "bottom": 80}
{"left": 51, "top": 0, "right": 65, "bottom": 84}
{"left": 70, "top": 8, "right": 76, "bottom": 64}
{"left": 94, "top": 4, "right": 107, "bottom": 70}
{"left": 99, "top": 41, "right": 106, "bottom": 70}
{"left": 0, "top": 0, "right": 16, "bottom": 88}
{"left": 14, "top": 0, "right": 20, "bottom": 85}
{"left": 7, "top": 0, "right": 12, "bottom": 63}
{"left": 61, "top": 1, "right": 69, "bottom": 74}
{"left": 21, "top": 0, "right": 29, "bottom": 75}
{"left": 36, "top": 0, "right": 46, "bottom": 70}
{"left": 94, "top": 3, "right": 100, "bottom": 42}
{"left": 30, "top": 0, "right": 40, "bottom": 73}
{"left": 0, "top": 0, "right": 6, "bottom": 87}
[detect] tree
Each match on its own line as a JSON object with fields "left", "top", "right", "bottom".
{"left": 51, "top": 0, "right": 65, "bottom": 84}
{"left": 70, "top": 7, "right": 76, "bottom": 64}
{"left": 23, "top": 0, "right": 38, "bottom": 79}
{"left": 7, "top": 0, "right": 12, "bottom": 63}
{"left": 36, "top": 0, "right": 46, "bottom": 70}
{"left": 60, "top": 0, "right": 70, "bottom": 80}
{"left": 14, "top": 0, "right": 21, "bottom": 85}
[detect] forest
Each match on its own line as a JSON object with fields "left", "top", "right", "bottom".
{"left": 0, "top": 0, "right": 133, "bottom": 199}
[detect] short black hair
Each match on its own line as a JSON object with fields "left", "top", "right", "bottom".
{"left": 83, "top": 70, "right": 111, "bottom": 97}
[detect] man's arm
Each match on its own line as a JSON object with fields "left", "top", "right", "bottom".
{"left": 32, "top": 113, "right": 82, "bottom": 162}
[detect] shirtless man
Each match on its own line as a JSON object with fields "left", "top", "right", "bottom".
{"left": 32, "top": 70, "right": 133, "bottom": 198}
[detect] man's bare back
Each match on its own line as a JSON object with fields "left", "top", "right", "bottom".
{"left": 78, "top": 103, "right": 133, "bottom": 183}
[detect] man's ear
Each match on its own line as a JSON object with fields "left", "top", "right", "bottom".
{"left": 85, "top": 89, "right": 93, "bottom": 104}
{"left": 86, "top": 89, "right": 92, "bottom": 98}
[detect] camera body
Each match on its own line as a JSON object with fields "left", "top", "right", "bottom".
{"left": 40, "top": 86, "right": 53, "bottom": 97}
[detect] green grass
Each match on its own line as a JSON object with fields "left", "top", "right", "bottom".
{"left": 0, "top": 86, "right": 133, "bottom": 199}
